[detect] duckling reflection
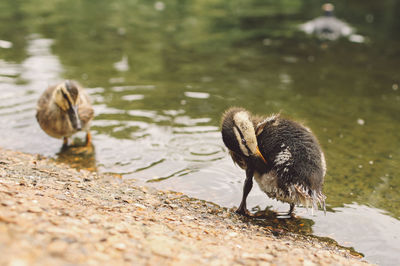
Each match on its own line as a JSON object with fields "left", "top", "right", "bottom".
{"left": 249, "top": 206, "right": 314, "bottom": 235}
{"left": 56, "top": 139, "right": 97, "bottom": 172}
{"left": 36, "top": 80, "right": 94, "bottom": 147}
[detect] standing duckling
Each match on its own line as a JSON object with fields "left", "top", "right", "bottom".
{"left": 221, "top": 107, "right": 326, "bottom": 216}
{"left": 36, "top": 80, "right": 94, "bottom": 146}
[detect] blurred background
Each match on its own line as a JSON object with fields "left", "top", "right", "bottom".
{"left": 0, "top": 0, "right": 399, "bottom": 265}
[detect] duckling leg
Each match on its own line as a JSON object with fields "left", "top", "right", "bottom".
{"left": 85, "top": 132, "right": 92, "bottom": 146}
{"left": 63, "top": 137, "right": 68, "bottom": 146}
{"left": 236, "top": 168, "right": 254, "bottom": 216}
{"left": 287, "top": 203, "right": 295, "bottom": 216}
{"left": 276, "top": 203, "right": 295, "bottom": 218}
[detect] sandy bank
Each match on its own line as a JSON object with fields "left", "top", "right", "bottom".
{"left": 0, "top": 148, "right": 369, "bottom": 265}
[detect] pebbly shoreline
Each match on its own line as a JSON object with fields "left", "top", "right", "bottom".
{"left": 0, "top": 148, "right": 370, "bottom": 265}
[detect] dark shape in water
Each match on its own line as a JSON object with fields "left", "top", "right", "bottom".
{"left": 56, "top": 139, "right": 97, "bottom": 172}
{"left": 300, "top": 3, "right": 353, "bottom": 41}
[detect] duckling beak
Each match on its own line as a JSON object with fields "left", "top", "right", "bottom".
{"left": 256, "top": 146, "right": 268, "bottom": 164}
{"left": 68, "top": 105, "right": 82, "bottom": 131}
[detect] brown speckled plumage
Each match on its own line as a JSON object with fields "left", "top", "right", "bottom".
{"left": 36, "top": 81, "right": 94, "bottom": 140}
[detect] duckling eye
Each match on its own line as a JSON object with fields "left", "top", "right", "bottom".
{"left": 241, "top": 138, "right": 246, "bottom": 145}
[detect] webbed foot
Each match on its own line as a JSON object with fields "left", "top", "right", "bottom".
{"left": 235, "top": 207, "right": 251, "bottom": 217}
{"left": 277, "top": 203, "right": 295, "bottom": 218}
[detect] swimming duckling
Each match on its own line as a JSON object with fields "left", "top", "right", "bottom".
{"left": 36, "top": 80, "right": 94, "bottom": 146}
{"left": 221, "top": 107, "right": 326, "bottom": 216}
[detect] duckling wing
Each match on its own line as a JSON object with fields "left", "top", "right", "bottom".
{"left": 254, "top": 114, "right": 280, "bottom": 136}
{"left": 77, "top": 88, "right": 94, "bottom": 125}
{"left": 36, "top": 85, "right": 57, "bottom": 112}
{"left": 257, "top": 119, "right": 324, "bottom": 190}
{"left": 36, "top": 85, "right": 72, "bottom": 138}
{"left": 36, "top": 85, "right": 57, "bottom": 126}
{"left": 78, "top": 106, "right": 94, "bottom": 125}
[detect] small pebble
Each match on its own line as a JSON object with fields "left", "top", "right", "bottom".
{"left": 8, "top": 259, "right": 28, "bottom": 266}
{"left": 169, "top": 204, "right": 179, "bottom": 209}
{"left": 133, "top": 203, "right": 147, "bottom": 210}
{"left": 303, "top": 259, "right": 317, "bottom": 266}
{"left": 27, "top": 206, "right": 42, "bottom": 213}
{"left": 48, "top": 240, "right": 68, "bottom": 255}
{"left": 115, "top": 224, "right": 128, "bottom": 233}
{"left": 1, "top": 200, "right": 14, "bottom": 207}
{"left": 228, "top": 232, "right": 238, "bottom": 237}
{"left": 242, "top": 252, "right": 274, "bottom": 261}
{"left": 114, "top": 243, "right": 126, "bottom": 251}
{"left": 183, "top": 215, "right": 195, "bottom": 220}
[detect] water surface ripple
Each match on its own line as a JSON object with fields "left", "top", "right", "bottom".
{"left": 1, "top": 1, "right": 400, "bottom": 265}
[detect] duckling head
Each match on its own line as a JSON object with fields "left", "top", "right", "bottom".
{"left": 322, "top": 3, "right": 334, "bottom": 16}
{"left": 221, "top": 108, "right": 264, "bottom": 161}
{"left": 54, "top": 80, "right": 82, "bottom": 130}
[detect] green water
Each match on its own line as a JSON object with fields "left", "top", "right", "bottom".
{"left": 1, "top": 0, "right": 400, "bottom": 264}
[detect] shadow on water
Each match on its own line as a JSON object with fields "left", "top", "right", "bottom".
{"left": 251, "top": 207, "right": 315, "bottom": 235}
{"left": 243, "top": 207, "right": 364, "bottom": 258}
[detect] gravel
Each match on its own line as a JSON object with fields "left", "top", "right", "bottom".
{"left": 0, "top": 148, "right": 371, "bottom": 265}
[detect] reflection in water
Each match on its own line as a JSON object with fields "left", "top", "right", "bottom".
{"left": 167, "top": 134, "right": 225, "bottom": 162}
{"left": 0, "top": 40, "right": 13, "bottom": 49}
{"left": 55, "top": 140, "right": 97, "bottom": 172}
{"left": 1, "top": 1, "right": 400, "bottom": 265}
{"left": 251, "top": 207, "right": 314, "bottom": 235}
{"left": 113, "top": 55, "right": 129, "bottom": 72}
{"left": 310, "top": 204, "right": 400, "bottom": 265}
{"left": 242, "top": 207, "right": 365, "bottom": 258}
{"left": 21, "top": 36, "right": 62, "bottom": 86}
{"left": 147, "top": 168, "right": 195, "bottom": 183}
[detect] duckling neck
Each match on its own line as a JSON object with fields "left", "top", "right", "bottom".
{"left": 248, "top": 156, "right": 271, "bottom": 173}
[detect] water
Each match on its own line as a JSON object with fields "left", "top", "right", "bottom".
{"left": 1, "top": 1, "right": 400, "bottom": 265}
